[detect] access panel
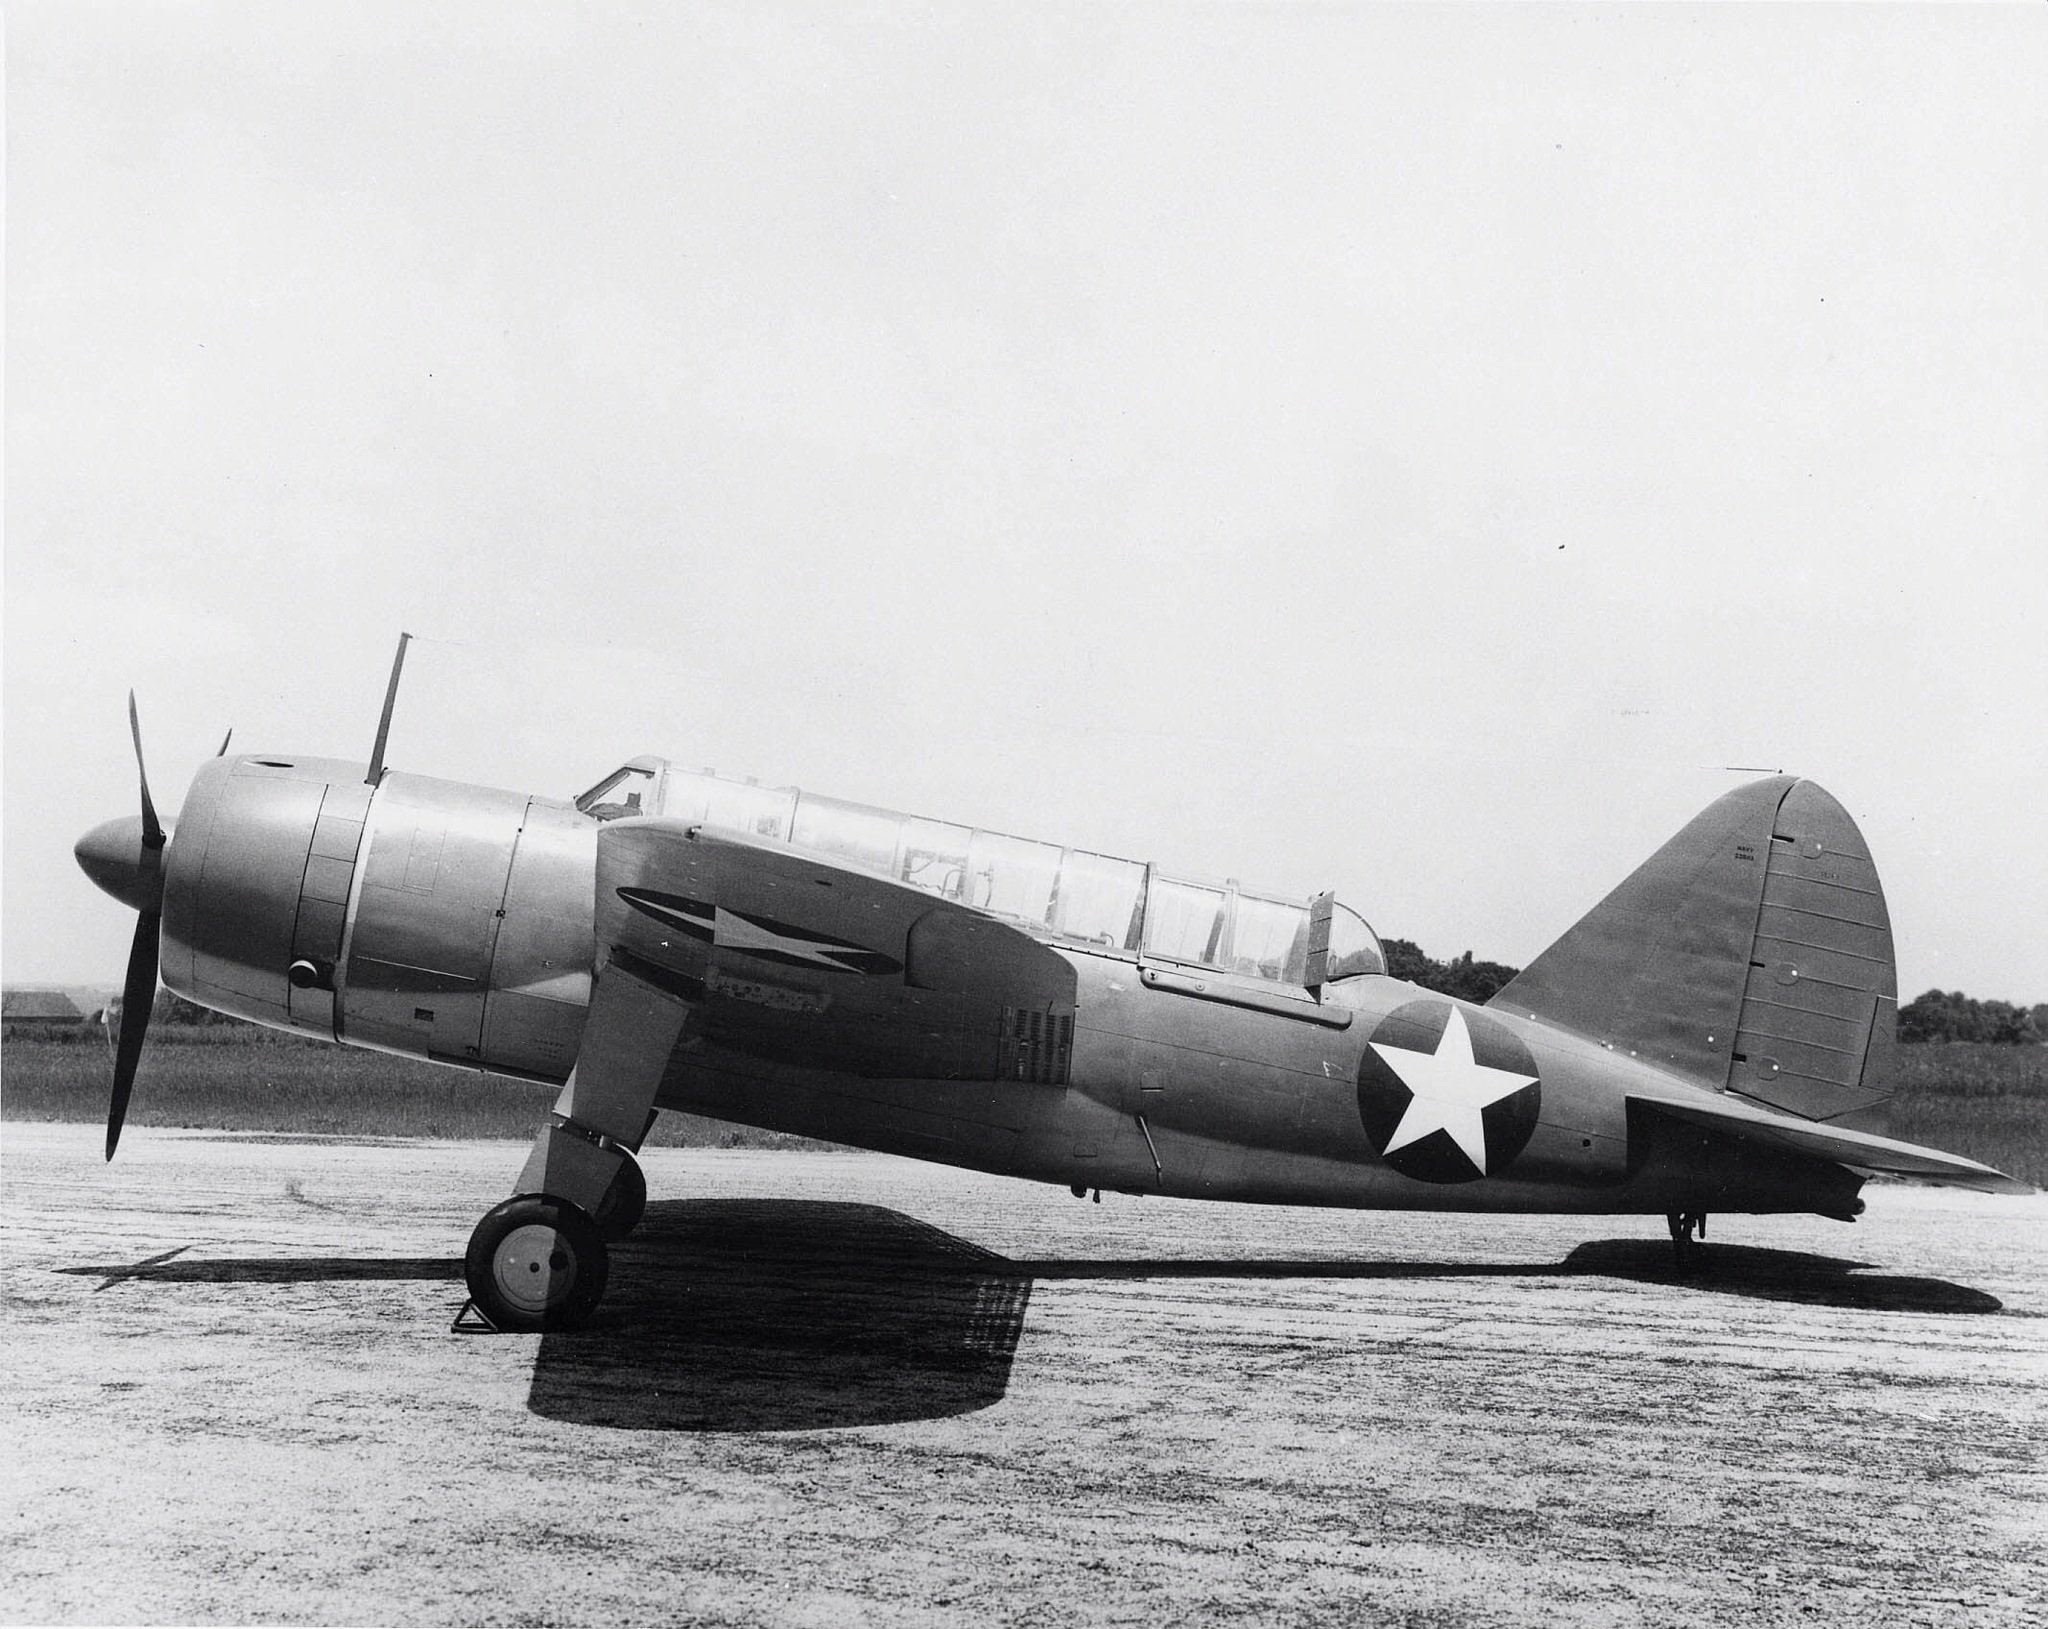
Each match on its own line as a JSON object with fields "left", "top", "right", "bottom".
{"left": 340, "top": 773, "right": 526, "bottom": 1064}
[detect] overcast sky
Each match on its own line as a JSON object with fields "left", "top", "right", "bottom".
{"left": 6, "top": 3, "right": 2045, "bottom": 1005}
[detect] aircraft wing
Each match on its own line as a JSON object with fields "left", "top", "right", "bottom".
{"left": 1627, "top": 1085, "right": 2032, "bottom": 1195}
{"left": 591, "top": 817, "right": 1078, "bottom": 1082}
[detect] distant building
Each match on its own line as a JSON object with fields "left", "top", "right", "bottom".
{"left": 2, "top": 989, "right": 91, "bottom": 1031}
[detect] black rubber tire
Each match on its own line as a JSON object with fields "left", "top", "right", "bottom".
{"left": 592, "top": 1153, "right": 647, "bottom": 1243}
{"left": 463, "top": 1194, "right": 608, "bottom": 1332}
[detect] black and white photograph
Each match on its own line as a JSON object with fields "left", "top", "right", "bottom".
{"left": 4, "top": 4, "right": 2044, "bottom": 1624}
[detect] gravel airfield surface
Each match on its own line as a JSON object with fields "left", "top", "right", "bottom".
{"left": 2, "top": 1122, "right": 2043, "bottom": 1627}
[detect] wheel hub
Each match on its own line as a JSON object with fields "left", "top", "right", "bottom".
{"left": 491, "top": 1222, "right": 579, "bottom": 1315}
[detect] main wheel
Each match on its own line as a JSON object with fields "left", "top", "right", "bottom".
{"left": 592, "top": 1152, "right": 647, "bottom": 1243}
{"left": 464, "top": 1195, "right": 608, "bottom": 1332}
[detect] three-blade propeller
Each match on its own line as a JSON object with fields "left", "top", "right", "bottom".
{"left": 105, "top": 694, "right": 169, "bottom": 1161}
{"left": 75, "top": 700, "right": 236, "bottom": 1159}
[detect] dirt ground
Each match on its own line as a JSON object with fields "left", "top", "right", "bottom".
{"left": 2, "top": 1123, "right": 2042, "bottom": 1627}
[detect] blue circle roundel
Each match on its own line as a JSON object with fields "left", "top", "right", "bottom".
{"left": 1356, "top": 1001, "right": 1542, "bottom": 1184}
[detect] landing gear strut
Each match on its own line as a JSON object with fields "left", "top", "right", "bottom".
{"left": 1666, "top": 1211, "right": 1708, "bottom": 1275}
{"left": 457, "top": 955, "right": 692, "bottom": 1332}
{"left": 592, "top": 1150, "right": 647, "bottom": 1242}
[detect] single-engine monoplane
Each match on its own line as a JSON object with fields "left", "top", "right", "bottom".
{"left": 74, "top": 643, "right": 2025, "bottom": 1329}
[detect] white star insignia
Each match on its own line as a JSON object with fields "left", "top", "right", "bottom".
{"left": 1370, "top": 1008, "right": 1537, "bottom": 1174}
{"left": 714, "top": 907, "right": 865, "bottom": 970}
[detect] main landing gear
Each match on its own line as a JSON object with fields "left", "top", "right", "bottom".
{"left": 460, "top": 1151, "right": 646, "bottom": 1332}
{"left": 1666, "top": 1210, "right": 1709, "bottom": 1275}
{"left": 456, "top": 956, "right": 693, "bottom": 1331}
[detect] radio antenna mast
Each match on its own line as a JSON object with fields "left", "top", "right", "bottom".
{"left": 365, "top": 632, "right": 412, "bottom": 786}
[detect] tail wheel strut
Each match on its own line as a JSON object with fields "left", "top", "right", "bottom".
{"left": 1666, "top": 1211, "right": 1708, "bottom": 1275}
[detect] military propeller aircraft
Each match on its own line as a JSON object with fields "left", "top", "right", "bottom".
{"left": 75, "top": 641, "right": 2024, "bottom": 1330}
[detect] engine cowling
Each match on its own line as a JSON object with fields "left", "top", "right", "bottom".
{"left": 160, "top": 757, "right": 596, "bottom": 1077}
{"left": 161, "top": 755, "right": 370, "bottom": 1034}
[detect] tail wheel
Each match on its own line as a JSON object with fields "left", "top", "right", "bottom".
{"left": 464, "top": 1195, "right": 608, "bottom": 1332}
{"left": 593, "top": 1152, "right": 647, "bottom": 1243}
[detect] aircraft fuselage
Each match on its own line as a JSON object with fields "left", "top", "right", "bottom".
{"left": 137, "top": 752, "right": 1858, "bottom": 1221}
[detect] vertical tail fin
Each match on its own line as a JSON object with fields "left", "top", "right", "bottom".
{"left": 1487, "top": 778, "right": 1896, "bottom": 1130}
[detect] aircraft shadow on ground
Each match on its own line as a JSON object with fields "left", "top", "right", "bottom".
{"left": 57, "top": 1246, "right": 460, "bottom": 1293}
{"left": 60, "top": 1204, "right": 2001, "bottom": 1432}
{"left": 529, "top": 1199, "right": 1033, "bottom": 1432}
{"left": 527, "top": 1209, "right": 1596, "bottom": 1434}
{"left": 526, "top": 1204, "right": 2001, "bottom": 1432}
{"left": 1030, "top": 1243, "right": 2000, "bottom": 1313}
{"left": 1559, "top": 1239, "right": 2004, "bottom": 1315}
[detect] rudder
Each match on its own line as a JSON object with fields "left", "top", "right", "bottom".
{"left": 1726, "top": 781, "right": 1896, "bottom": 1130}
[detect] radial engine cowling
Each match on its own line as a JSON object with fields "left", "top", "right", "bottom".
{"left": 160, "top": 756, "right": 596, "bottom": 1076}
{"left": 160, "top": 755, "right": 376, "bottom": 1035}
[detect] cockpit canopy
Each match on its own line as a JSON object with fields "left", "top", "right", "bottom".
{"left": 576, "top": 757, "right": 1386, "bottom": 988}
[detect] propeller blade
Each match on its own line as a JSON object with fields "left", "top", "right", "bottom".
{"left": 107, "top": 910, "right": 161, "bottom": 1161}
{"left": 217, "top": 728, "right": 234, "bottom": 757}
{"left": 128, "top": 692, "right": 165, "bottom": 849}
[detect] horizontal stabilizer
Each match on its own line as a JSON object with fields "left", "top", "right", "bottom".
{"left": 1629, "top": 1087, "right": 2031, "bottom": 1195}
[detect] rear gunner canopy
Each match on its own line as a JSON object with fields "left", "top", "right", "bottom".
{"left": 576, "top": 758, "right": 1386, "bottom": 989}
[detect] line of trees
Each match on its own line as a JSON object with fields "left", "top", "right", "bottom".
{"left": 1380, "top": 939, "right": 1521, "bottom": 1004}
{"left": 1897, "top": 990, "right": 2047, "bottom": 1046}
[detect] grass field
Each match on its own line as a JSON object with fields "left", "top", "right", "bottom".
{"left": 1880, "top": 1041, "right": 2048, "bottom": 1186}
{"left": 0, "top": 1028, "right": 829, "bottom": 1151}
{"left": 5, "top": 1029, "right": 2043, "bottom": 1183}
